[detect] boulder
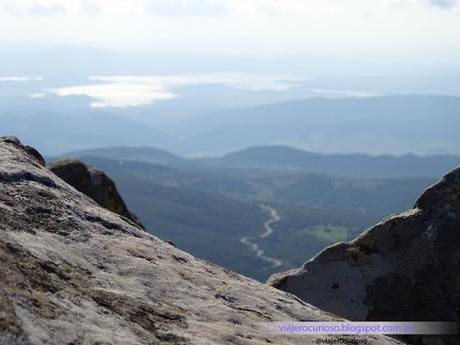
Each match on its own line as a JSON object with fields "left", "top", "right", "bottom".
{"left": 49, "top": 158, "right": 145, "bottom": 230}
{"left": 268, "top": 167, "right": 460, "bottom": 344}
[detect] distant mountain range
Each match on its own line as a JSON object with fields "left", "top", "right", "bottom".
{"left": 200, "top": 146, "right": 460, "bottom": 178}
{"left": 66, "top": 146, "right": 183, "bottom": 165}
{"left": 4, "top": 95, "right": 460, "bottom": 156}
{"left": 178, "top": 95, "right": 460, "bottom": 156}
{"left": 63, "top": 144, "right": 460, "bottom": 179}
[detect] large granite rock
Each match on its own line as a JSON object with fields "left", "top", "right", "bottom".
{"left": 48, "top": 158, "right": 145, "bottom": 230}
{"left": 268, "top": 167, "right": 460, "bottom": 344}
{"left": 0, "top": 137, "right": 404, "bottom": 345}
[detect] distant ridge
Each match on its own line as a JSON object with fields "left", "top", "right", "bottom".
{"left": 5, "top": 95, "right": 460, "bottom": 156}
{"left": 204, "top": 145, "right": 460, "bottom": 178}
{"left": 179, "top": 95, "right": 460, "bottom": 156}
{"left": 65, "top": 146, "right": 184, "bottom": 165}
{"left": 63, "top": 144, "right": 460, "bottom": 179}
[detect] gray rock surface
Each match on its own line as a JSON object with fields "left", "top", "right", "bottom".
{"left": 0, "top": 137, "right": 404, "bottom": 345}
{"left": 48, "top": 158, "right": 145, "bottom": 230}
{"left": 268, "top": 167, "right": 460, "bottom": 344}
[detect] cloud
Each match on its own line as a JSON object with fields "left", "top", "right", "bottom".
{"left": 0, "top": 76, "right": 43, "bottom": 82}
{"left": 0, "top": 0, "right": 459, "bottom": 77}
{"left": 1, "top": 0, "right": 105, "bottom": 16}
{"left": 147, "top": 0, "right": 228, "bottom": 16}
{"left": 79, "top": 0, "right": 102, "bottom": 15}
{"left": 309, "top": 89, "right": 381, "bottom": 99}
{"left": 429, "top": 0, "right": 458, "bottom": 8}
{"left": 29, "top": 92, "right": 46, "bottom": 98}
{"left": 2, "top": 0, "right": 459, "bottom": 18}
{"left": 396, "top": 0, "right": 459, "bottom": 9}
{"left": 2, "top": 1, "right": 67, "bottom": 15}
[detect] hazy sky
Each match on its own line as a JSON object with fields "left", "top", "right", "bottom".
{"left": 1, "top": 0, "right": 459, "bottom": 75}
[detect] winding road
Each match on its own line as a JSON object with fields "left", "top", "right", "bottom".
{"left": 240, "top": 205, "right": 284, "bottom": 269}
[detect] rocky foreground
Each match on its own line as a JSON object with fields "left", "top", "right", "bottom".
{"left": 268, "top": 165, "right": 460, "bottom": 344}
{"left": 0, "top": 138, "right": 405, "bottom": 345}
{"left": 48, "top": 158, "right": 145, "bottom": 230}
